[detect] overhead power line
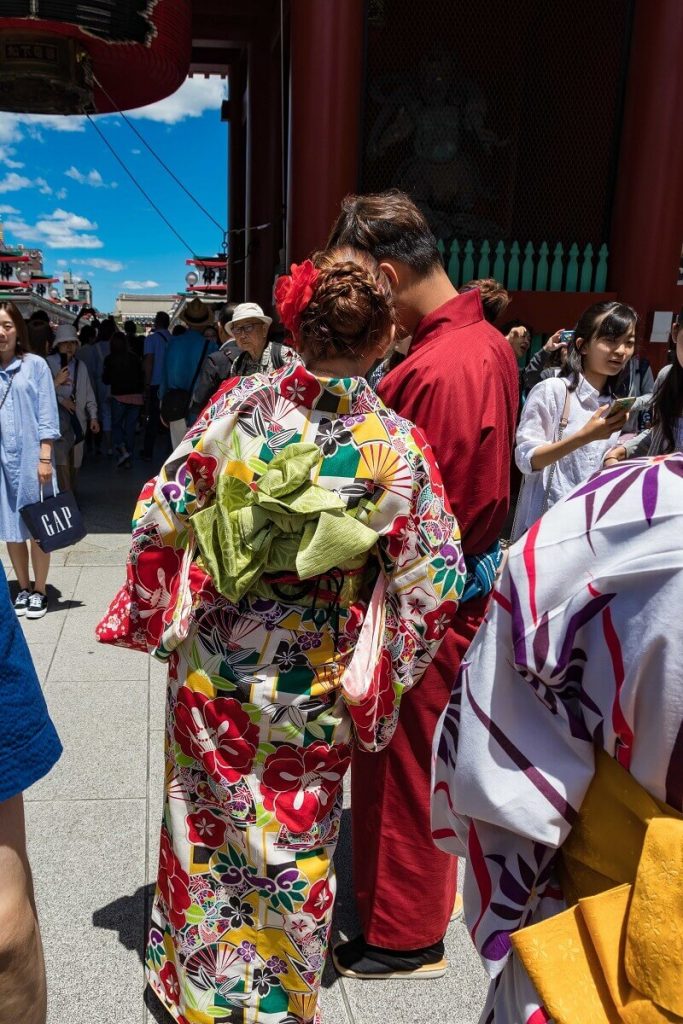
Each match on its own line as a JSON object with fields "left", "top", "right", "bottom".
{"left": 85, "top": 113, "right": 199, "bottom": 257}
{"left": 92, "top": 72, "right": 228, "bottom": 239}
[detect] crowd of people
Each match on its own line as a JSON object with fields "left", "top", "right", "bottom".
{"left": 2, "top": 189, "right": 683, "bottom": 1024}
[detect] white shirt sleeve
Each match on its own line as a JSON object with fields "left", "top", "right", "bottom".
{"left": 515, "top": 378, "right": 566, "bottom": 476}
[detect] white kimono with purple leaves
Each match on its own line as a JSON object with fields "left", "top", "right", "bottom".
{"left": 432, "top": 453, "right": 683, "bottom": 1024}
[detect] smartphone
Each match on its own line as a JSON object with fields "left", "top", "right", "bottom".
{"left": 59, "top": 351, "right": 69, "bottom": 369}
{"left": 602, "top": 396, "right": 636, "bottom": 419}
{"left": 559, "top": 329, "right": 575, "bottom": 345}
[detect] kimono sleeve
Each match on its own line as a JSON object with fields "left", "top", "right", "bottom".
{"left": 96, "top": 379, "right": 245, "bottom": 654}
{"left": 431, "top": 505, "right": 602, "bottom": 977}
{"left": 342, "top": 437, "right": 465, "bottom": 752}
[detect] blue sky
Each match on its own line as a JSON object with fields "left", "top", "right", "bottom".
{"left": 0, "top": 77, "right": 228, "bottom": 311}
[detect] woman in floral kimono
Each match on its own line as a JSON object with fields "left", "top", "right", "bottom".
{"left": 98, "top": 250, "right": 464, "bottom": 1024}
{"left": 432, "top": 453, "right": 683, "bottom": 1024}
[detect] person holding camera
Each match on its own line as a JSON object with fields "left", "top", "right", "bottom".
{"left": 522, "top": 328, "right": 571, "bottom": 391}
{"left": 512, "top": 301, "right": 636, "bottom": 540}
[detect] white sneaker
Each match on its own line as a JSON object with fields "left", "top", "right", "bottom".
{"left": 26, "top": 591, "right": 48, "bottom": 619}
{"left": 117, "top": 447, "right": 131, "bottom": 467}
{"left": 13, "top": 588, "right": 31, "bottom": 616}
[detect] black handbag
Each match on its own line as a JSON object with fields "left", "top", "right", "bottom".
{"left": 20, "top": 483, "right": 87, "bottom": 552}
{"left": 160, "top": 386, "right": 192, "bottom": 422}
{"left": 161, "top": 339, "right": 209, "bottom": 422}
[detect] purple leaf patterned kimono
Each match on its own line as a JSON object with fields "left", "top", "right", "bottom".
{"left": 432, "top": 454, "right": 683, "bottom": 1024}
{"left": 97, "top": 362, "right": 464, "bottom": 1024}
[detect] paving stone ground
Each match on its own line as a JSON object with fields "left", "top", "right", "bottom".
{"left": 4, "top": 450, "right": 488, "bottom": 1024}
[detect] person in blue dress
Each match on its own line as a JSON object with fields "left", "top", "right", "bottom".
{"left": 0, "top": 301, "right": 60, "bottom": 619}
{"left": 0, "top": 557, "right": 62, "bottom": 1021}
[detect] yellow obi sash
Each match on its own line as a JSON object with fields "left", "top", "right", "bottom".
{"left": 511, "top": 749, "right": 683, "bottom": 1023}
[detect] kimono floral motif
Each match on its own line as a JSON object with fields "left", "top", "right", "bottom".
{"left": 302, "top": 879, "right": 334, "bottom": 920}
{"left": 97, "top": 363, "right": 463, "bottom": 1024}
{"left": 261, "top": 742, "right": 351, "bottom": 833}
{"left": 133, "top": 545, "right": 184, "bottom": 646}
{"left": 186, "top": 809, "right": 227, "bottom": 848}
{"left": 174, "top": 688, "right": 259, "bottom": 786}
{"left": 424, "top": 601, "right": 458, "bottom": 642}
{"left": 432, "top": 455, "right": 683, "bottom": 1024}
{"left": 158, "top": 828, "right": 192, "bottom": 930}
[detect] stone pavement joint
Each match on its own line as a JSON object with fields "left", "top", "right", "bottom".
{"left": 3, "top": 455, "right": 488, "bottom": 1023}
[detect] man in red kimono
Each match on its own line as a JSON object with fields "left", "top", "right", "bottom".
{"left": 329, "top": 191, "right": 519, "bottom": 979}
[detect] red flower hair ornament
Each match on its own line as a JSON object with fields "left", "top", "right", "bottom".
{"left": 275, "top": 260, "right": 319, "bottom": 337}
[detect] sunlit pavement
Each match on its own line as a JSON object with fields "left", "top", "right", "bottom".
{"left": 4, "top": 449, "right": 488, "bottom": 1024}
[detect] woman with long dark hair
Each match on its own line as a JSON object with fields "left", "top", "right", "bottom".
{"left": 512, "top": 301, "right": 636, "bottom": 539}
{"left": 606, "top": 307, "right": 683, "bottom": 463}
{"left": 0, "top": 301, "right": 60, "bottom": 618}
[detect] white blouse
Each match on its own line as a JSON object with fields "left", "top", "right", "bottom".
{"left": 514, "top": 374, "right": 622, "bottom": 537}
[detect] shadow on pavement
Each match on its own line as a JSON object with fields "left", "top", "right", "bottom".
{"left": 6, "top": 578, "right": 84, "bottom": 613}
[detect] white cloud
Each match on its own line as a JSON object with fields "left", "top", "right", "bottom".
{"left": 4, "top": 208, "right": 103, "bottom": 249}
{"left": 0, "top": 204, "right": 19, "bottom": 214}
{"left": 0, "top": 113, "right": 86, "bottom": 146}
{"left": 131, "top": 148, "right": 141, "bottom": 155}
{"left": 65, "top": 166, "right": 117, "bottom": 189}
{"left": 0, "top": 172, "right": 53, "bottom": 195}
{"left": 56, "top": 187, "right": 68, "bottom": 200}
{"left": 0, "top": 172, "right": 32, "bottom": 194}
{"left": 122, "top": 279, "right": 159, "bottom": 290}
{"left": 126, "top": 76, "right": 225, "bottom": 125}
{"left": 0, "top": 146, "right": 23, "bottom": 169}
{"left": 73, "top": 257, "right": 124, "bottom": 273}
{"left": 56, "top": 259, "right": 68, "bottom": 268}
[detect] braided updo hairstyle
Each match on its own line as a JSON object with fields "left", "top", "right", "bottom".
{"left": 297, "top": 247, "right": 394, "bottom": 362}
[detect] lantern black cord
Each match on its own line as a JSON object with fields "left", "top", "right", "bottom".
{"left": 92, "top": 73, "right": 227, "bottom": 237}
{"left": 85, "top": 113, "right": 200, "bottom": 257}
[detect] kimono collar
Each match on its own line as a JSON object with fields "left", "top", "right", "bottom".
{"left": 410, "top": 289, "right": 485, "bottom": 354}
{"left": 275, "top": 361, "right": 379, "bottom": 416}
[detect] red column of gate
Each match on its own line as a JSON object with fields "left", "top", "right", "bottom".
{"left": 609, "top": 0, "right": 683, "bottom": 368}
{"left": 286, "top": 0, "right": 365, "bottom": 264}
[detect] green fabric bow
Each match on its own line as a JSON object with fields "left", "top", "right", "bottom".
{"left": 190, "top": 443, "right": 378, "bottom": 602}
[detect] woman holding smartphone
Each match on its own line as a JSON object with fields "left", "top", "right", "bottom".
{"left": 512, "top": 301, "right": 636, "bottom": 540}
{"left": 605, "top": 307, "right": 683, "bottom": 464}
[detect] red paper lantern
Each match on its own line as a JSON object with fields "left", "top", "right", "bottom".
{"left": 0, "top": 0, "right": 191, "bottom": 114}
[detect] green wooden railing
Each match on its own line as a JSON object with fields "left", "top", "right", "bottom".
{"left": 437, "top": 239, "right": 609, "bottom": 293}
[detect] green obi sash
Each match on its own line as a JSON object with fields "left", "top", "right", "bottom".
{"left": 190, "top": 443, "right": 379, "bottom": 603}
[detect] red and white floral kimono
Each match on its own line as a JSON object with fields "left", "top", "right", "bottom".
{"left": 97, "top": 363, "right": 464, "bottom": 1024}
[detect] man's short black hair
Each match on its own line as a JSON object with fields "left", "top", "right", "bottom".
{"left": 327, "top": 190, "right": 441, "bottom": 276}
{"left": 155, "top": 311, "right": 170, "bottom": 329}
{"left": 124, "top": 319, "right": 137, "bottom": 334}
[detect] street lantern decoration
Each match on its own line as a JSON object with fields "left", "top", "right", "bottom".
{"left": 184, "top": 255, "right": 228, "bottom": 296}
{"left": 0, "top": 0, "right": 191, "bottom": 115}
{"left": 0, "top": 247, "right": 30, "bottom": 288}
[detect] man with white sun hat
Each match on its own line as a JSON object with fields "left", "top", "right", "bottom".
{"left": 228, "top": 301, "right": 291, "bottom": 377}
